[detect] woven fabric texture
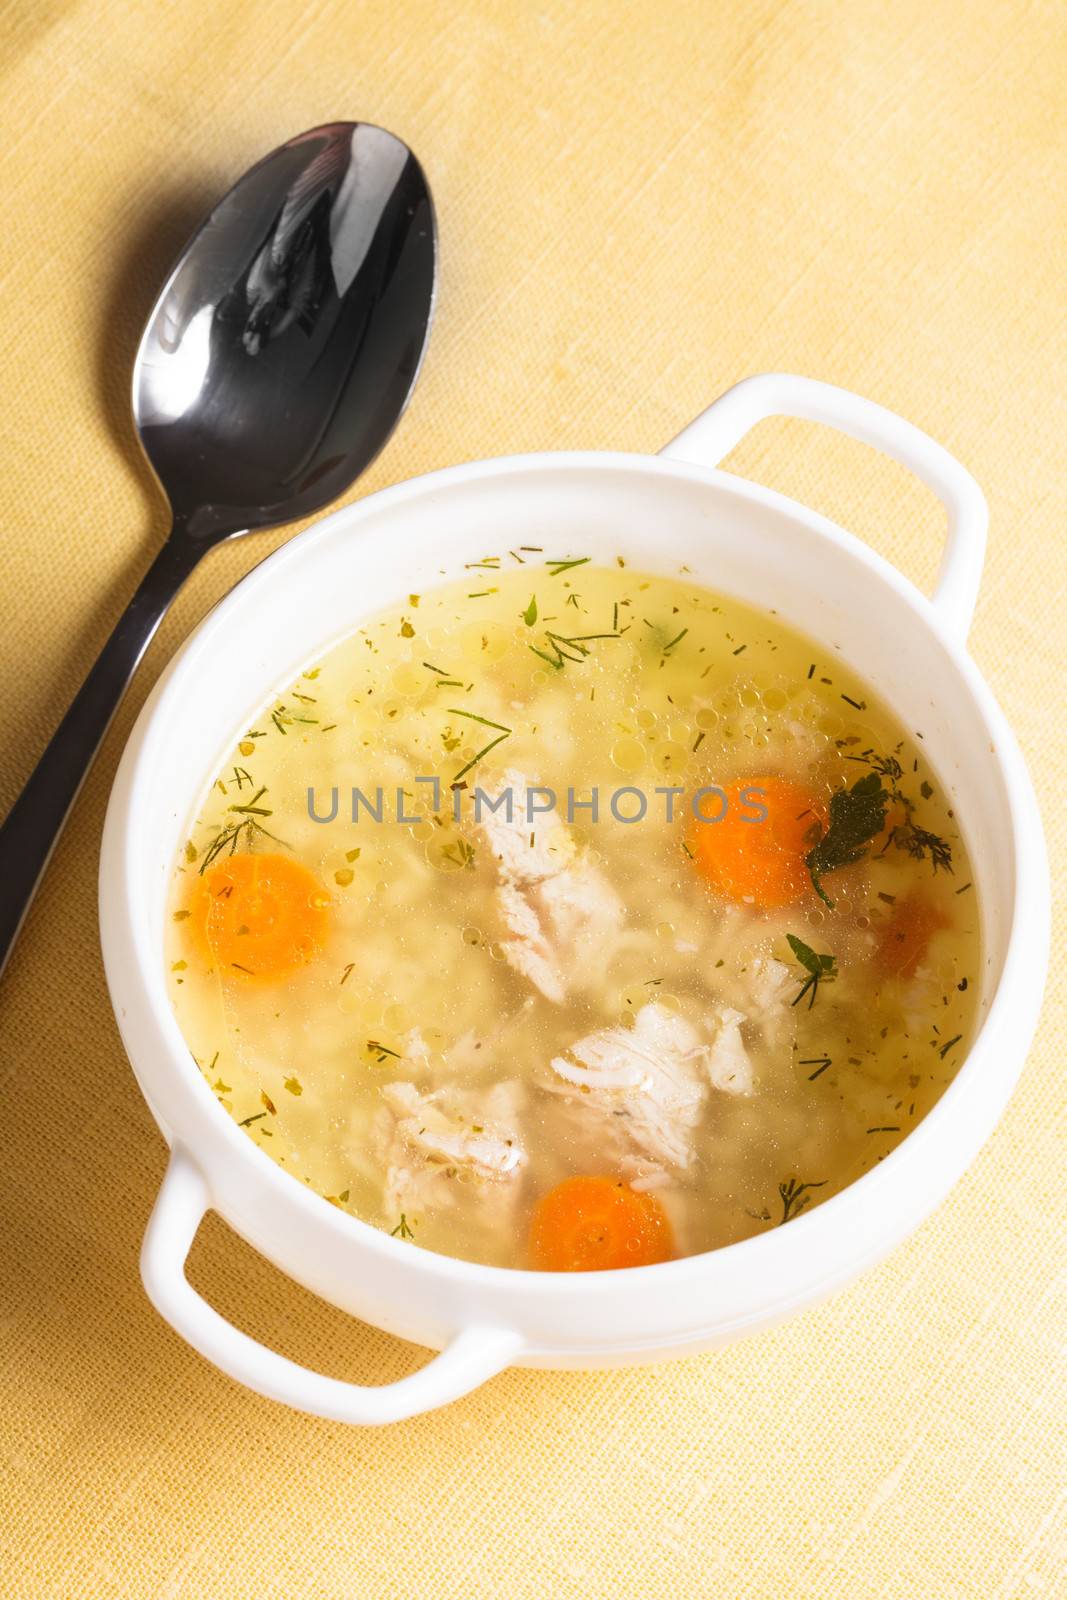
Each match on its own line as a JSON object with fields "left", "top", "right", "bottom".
{"left": 0, "top": 2, "right": 1063, "bottom": 1596}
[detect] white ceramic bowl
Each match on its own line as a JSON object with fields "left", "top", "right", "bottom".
{"left": 100, "top": 374, "right": 1049, "bottom": 1423}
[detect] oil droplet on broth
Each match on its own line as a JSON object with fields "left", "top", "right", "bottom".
{"left": 654, "top": 742, "right": 689, "bottom": 775}
{"left": 460, "top": 621, "right": 509, "bottom": 662}
{"left": 391, "top": 663, "right": 426, "bottom": 697}
{"left": 611, "top": 737, "right": 645, "bottom": 772}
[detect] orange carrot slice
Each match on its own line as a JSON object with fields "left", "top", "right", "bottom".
{"left": 690, "top": 776, "right": 826, "bottom": 910}
{"left": 188, "top": 852, "right": 330, "bottom": 980}
{"left": 529, "top": 1176, "right": 674, "bottom": 1271}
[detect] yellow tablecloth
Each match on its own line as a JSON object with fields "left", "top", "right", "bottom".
{"left": 1, "top": 2, "right": 1063, "bottom": 1595}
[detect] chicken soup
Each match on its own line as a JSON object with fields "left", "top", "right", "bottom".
{"left": 166, "top": 558, "right": 981, "bottom": 1269}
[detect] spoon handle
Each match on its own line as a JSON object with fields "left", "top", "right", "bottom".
{"left": 0, "top": 534, "right": 201, "bottom": 978}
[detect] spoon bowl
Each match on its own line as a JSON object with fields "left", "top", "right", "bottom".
{"left": 135, "top": 121, "right": 435, "bottom": 542}
{"left": 0, "top": 121, "right": 436, "bottom": 973}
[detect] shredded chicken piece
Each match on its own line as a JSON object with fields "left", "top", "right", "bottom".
{"left": 375, "top": 1079, "right": 527, "bottom": 1220}
{"left": 400, "top": 1027, "right": 433, "bottom": 1067}
{"left": 740, "top": 955, "right": 795, "bottom": 1013}
{"left": 478, "top": 770, "right": 624, "bottom": 1003}
{"left": 540, "top": 1003, "right": 708, "bottom": 1186}
{"left": 701, "top": 954, "right": 797, "bottom": 1090}
{"left": 478, "top": 772, "right": 576, "bottom": 884}
{"left": 738, "top": 954, "right": 796, "bottom": 1057}
{"left": 705, "top": 1006, "right": 754, "bottom": 1095}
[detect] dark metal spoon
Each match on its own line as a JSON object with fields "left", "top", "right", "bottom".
{"left": 0, "top": 121, "right": 436, "bottom": 976}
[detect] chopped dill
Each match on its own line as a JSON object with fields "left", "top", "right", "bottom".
{"left": 529, "top": 627, "right": 621, "bottom": 672}
{"left": 446, "top": 708, "right": 512, "bottom": 734}
{"left": 529, "top": 645, "right": 564, "bottom": 671}
{"left": 198, "top": 813, "right": 285, "bottom": 874}
{"left": 843, "top": 749, "right": 953, "bottom": 876}
{"left": 228, "top": 786, "right": 272, "bottom": 818}
{"left": 893, "top": 817, "right": 953, "bottom": 873}
{"left": 777, "top": 1176, "right": 827, "bottom": 1224}
{"left": 441, "top": 838, "right": 476, "bottom": 869}
{"left": 453, "top": 733, "right": 510, "bottom": 784}
{"left": 552, "top": 629, "right": 620, "bottom": 647}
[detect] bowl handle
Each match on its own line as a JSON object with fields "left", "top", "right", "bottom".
{"left": 141, "top": 1147, "right": 523, "bottom": 1424}
{"left": 659, "top": 374, "right": 988, "bottom": 640}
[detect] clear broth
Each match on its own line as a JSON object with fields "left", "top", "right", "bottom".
{"left": 166, "top": 560, "right": 981, "bottom": 1267}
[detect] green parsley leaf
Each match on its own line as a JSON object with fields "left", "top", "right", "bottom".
{"left": 805, "top": 771, "right": 889, "bottom": 907}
